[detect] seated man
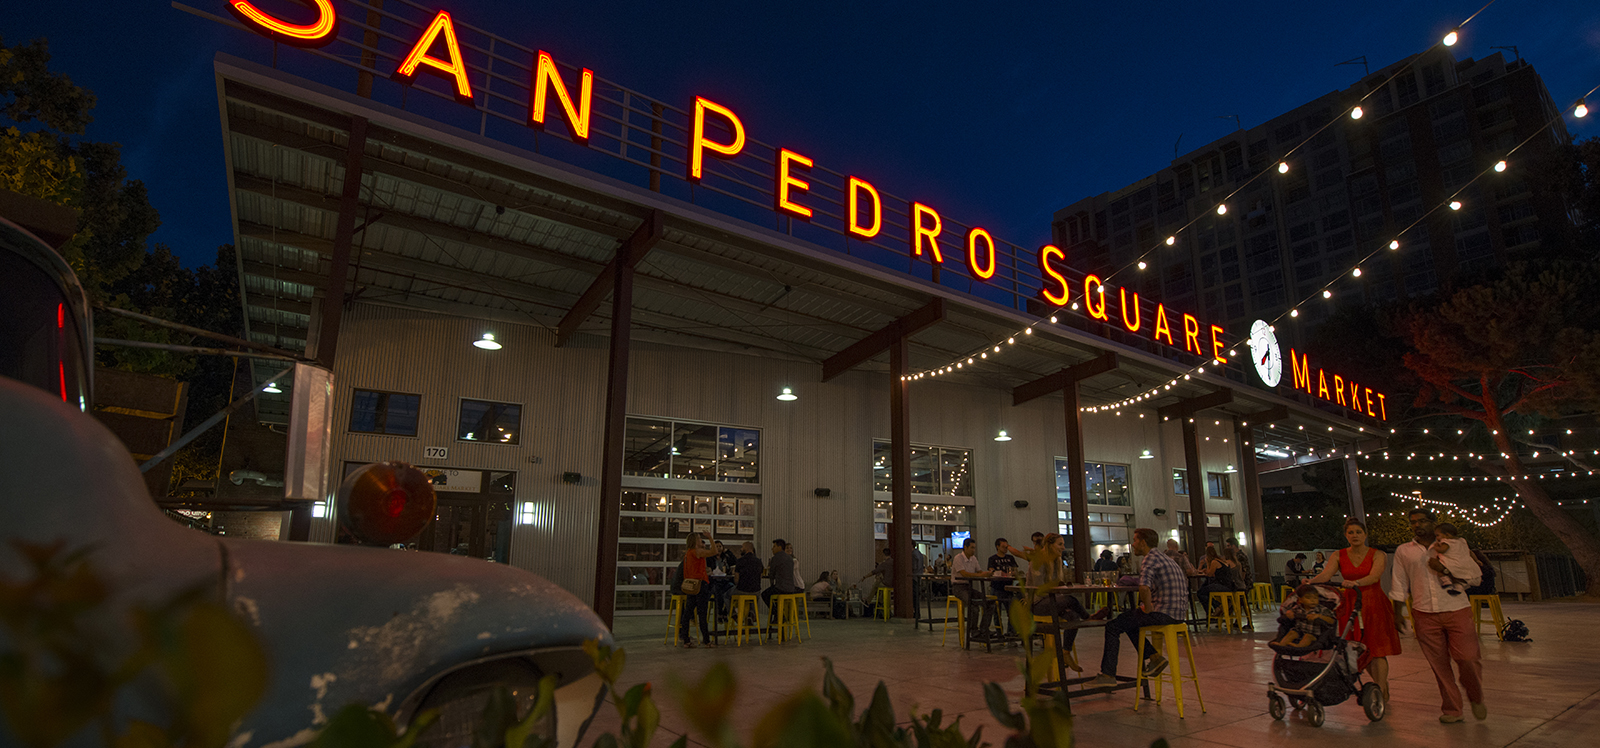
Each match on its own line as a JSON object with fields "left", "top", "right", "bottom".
{"left": 950, "top": 538, "right": 994, "bottom": 639}
{"left": 1088, "top": 527, "right": 1188, "bottom": 687}
{"left": 988, "top": 537, "right": 1020, "bottom": 613}
{"left": 1164, "top": 539, "right": 1197, "bottom": 575}
{"left": 732, "top": 541, "right": 764, "bottom": 624}
{"left": 760, "top": 538, "right": 801, "bottom": 618}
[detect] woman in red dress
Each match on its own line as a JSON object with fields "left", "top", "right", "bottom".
{"left": 1309, "top": 517, "right": 1401, "bottom": 701}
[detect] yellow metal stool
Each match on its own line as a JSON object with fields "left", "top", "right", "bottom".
{"left": 1207, "top": 591, "right": 1246, "bottom": 633}
{"left": 1134, "top": 623, "right": 1206, "bottom": 718}
{"left": 772, "top": 593, "right": 805, "bottom": 643}
{"left": 1280, "top": 585, "right": 1295, "bottom": 605}
{"left": 875, "top": 586, "right": 892, "bottom": 620}
{"left": 1252, "top": 583, "right": 1274, "bottom": 612}
{"left": 1470, "top": 595, "right": 1505, "bottom": 639}
{"left": 664, "top": 594, "right": 687, "bottom": 646}
{"left": 729, "top": 594, "right": 764, "bottom": 646}
{"left": 941, "top": 595, "right": 966, "bottom": 646}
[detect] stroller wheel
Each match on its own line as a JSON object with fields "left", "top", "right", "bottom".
{"left": 1307, "top": 702, "right": 1326, "bottom": 727}
{"left": 1361, "top": 683, "right": 1386, "bottom": 722}
{"left": 1269, "top": 694, "right": 1286, "bottom": 721}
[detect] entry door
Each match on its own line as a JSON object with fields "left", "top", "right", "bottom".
{"left": 417, "top": 499, "right": 512, "bottom": 562}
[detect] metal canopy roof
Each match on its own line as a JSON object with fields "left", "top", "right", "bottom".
{"left": 216, "top": 55, "right": 1378, "bottom": 459}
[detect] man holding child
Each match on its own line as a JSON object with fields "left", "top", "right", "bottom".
{"left": 1390, "top": 508, "right": 1487, "bottom": 723}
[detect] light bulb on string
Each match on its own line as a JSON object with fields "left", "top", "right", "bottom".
{"left": 1449, "top": 201, "right": 1462, "bottom": 211}
{"left": 1351, "top": 106, "right": 1364, "bottom": 120}
{"left": 1576, "top": 99, "right": 1589, "bottom": 118}
{"left": 1290, "top": 309, "right": 1299, "bottom": 317}
{"left": 1442, "top": 29, "right": 1459, "bottom": 46}
{"left": 1352, "top": 268, "right": 1362, "bottom": 278}
{"left": 1216, "top": 204, "right": 1227, "bottom": 216}
{"left": 1277, "top": 162, "right": 1289, "bottom": 174}
{"left": 1165, "top": 236, "right": 1176, "bottom": 246}
{"left": 1322, "top": 290, "right": 1332, "bottom": 299}
{"left": 1389, "top": 240, "right": 1400, "bottom": 250}
{"left": 1494, "top": 160, "right": 1507, "bottom": 173}
{"left": 1138, "top": 261, "right": 1147, "bottom": 270}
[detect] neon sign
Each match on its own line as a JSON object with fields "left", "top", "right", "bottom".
{"left": 230, "top": 2, "right": 1389, "bottom": 419}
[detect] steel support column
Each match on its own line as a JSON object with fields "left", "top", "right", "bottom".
{"left": 314, "top": 116, "right": 369, "bottom": 369}
{"left": 889, "top": 337, "right": 913, "bottom": 619}
{"left": 1159, "top": 388, "right": 1233, "bottom": 564}
{"left": 591, "top": 220, "right": 661, "bottom": 628}
{"left": 1344, "top": 456, "right": 1365, "bottom": 522}
{"left": 1236, "top": 419, "right": 1268, "bottom": 578}
{"left": 1012, "top": 352, "right": 1117, "bottom": 582}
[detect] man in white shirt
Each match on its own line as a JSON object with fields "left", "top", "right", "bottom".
{"left": 951, "top": 538, "right": 994, "bottom": 641}
{"left": 1389, "top": 508, "right": 1486, "bottom": 723}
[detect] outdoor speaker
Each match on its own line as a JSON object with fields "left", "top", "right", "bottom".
{"left": 561, "top": 471, "right": 582, "bottom": 483}
{"left": 1013, "top": 500, "right": 1029, "bottom": 509}
{"left": 813, "top": 488, "right": 831, "bottom": 497}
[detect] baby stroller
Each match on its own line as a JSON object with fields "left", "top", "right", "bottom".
{"left": 1266, "top": 584, "right": 1386, "bottom": 727}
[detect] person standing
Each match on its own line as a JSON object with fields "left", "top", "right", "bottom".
{"left": 1390, "top": 508, "right": 1486, "bottom": 723}
{"left": 677, "top": 532, "right": 718, "bottom": 648}
{"left": 1308, "top": 517, "right": 1400, "bottom": 702}
{"left": 1088, "top": 528, "right": 1187, "bottom": 687}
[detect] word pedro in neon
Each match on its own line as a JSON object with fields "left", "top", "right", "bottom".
{"left": 1288, "top": 348, "right": 1388, "bottom": 420}
{"left": 229, "top": 2, "right": 1224, "bottom": 361}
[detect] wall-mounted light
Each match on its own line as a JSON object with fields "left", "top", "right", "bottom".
{"left": 1225, "top": 464, "right": 1238, "bottom": 473}
{"left": 1139, "top": 449, "right": 1155, "bottom": 460}
{"left": 994, "top": 430, "right": 1012, "bottom": 442}
{"left": 473, "top": 333, "right": 502, "bottom": 350}
{"left": 776, "top": 387, "right": 798, "bottom": 401}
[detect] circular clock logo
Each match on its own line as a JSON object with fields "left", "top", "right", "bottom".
{"left": 1248, "top": 319, "right": 1282, "bottom": 387}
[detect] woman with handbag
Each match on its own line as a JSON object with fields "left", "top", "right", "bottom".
{"left": 678, "top": 532, "right": 718, "bottom": 648}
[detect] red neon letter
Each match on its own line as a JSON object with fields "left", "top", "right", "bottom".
{"left": 775, "top": 148, "right": 814, "bottom": 219}
{"left": 229, "top": 0, "right": 337, "bottom": 47}
{"left": 1317, "top": 370, "right": 1330, "bottom": 400}
{"left": 1119, "top": 288, "right": 1141, "bottom": 332}
{"left": 689, "top": 96, "right": 745, "bottom": 181}
{"left": 1364, "top": 386, "right": 1375, "bottom": 417}
{"left": 395, "top": 10, "right": 474, "bottom": 101}
{"left": 1376, "top": 392, "right": 1387, "bottom": 420}
{"left": 1039, "top": 245, "right": 1070, "bottom": 307}
{"left": 1084, "top": 275, "right": 1109, "bottom": 320}
{"left": 911, "top": 203, "right": 944, "bottom": 262}
{"left": 966, "top": 228, "right": 996, "bottom": 279}
{"left": 1291, "top": 349, "right": 1310, "bottom": 391}
{"left": 848, "top": 177, "right": 881, "bottom": 238}
{"left": 530, "top": 51, "right": 593, "bottom": 142}
{"left": 1333, "top": 375, "right": 1346, "bottom": 406}
{"left": 1182, "top": 314, "right": 1201, "bottom": 355}
{"left": 1152, "top": 304, "right": 1174, "bottom": 345}
{"left": 1210, "top": 325, "right": 1227, "bottom": 363}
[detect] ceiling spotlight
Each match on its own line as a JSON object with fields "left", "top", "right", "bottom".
{"left": 1494, "top": 160, "right": 1507, "bottom": 173}
{"left": 262, "top": 381, "right": 283, "bottom": 394}
{"left": 473, "top": 332, "right": 502, "bottom": 350}
{"left": 1351, "top": 106, "right": 1364, "bottom": 120}
{"left": 1216, "top": 204, "right": 1228, "bottom": 216}
{"left": 1165, "top": 236, "right": 1176, "bottom": 246}
{"left": 994, "top": 430, "right": 1012, "bottom": 442}
{"left": 1577, "top": 99, "right": 1589, "bottom": 118}
{"left": 1139, "top": 449, "right": 1155, "bottom": 460}
{"left": 1449, "top": 201, "right": 1462, "bottom": 211}
{"left": 1442, "top": 29, "right": 1459, "bottom": 46}
{"left": 1389, "top": 240, "right": 1400, "bottom": 250}
{"left": 776, "top": 387, "right": 798, "bottom": 401}
{"left": 1277, "top": 162, "right": 1289, "bottom": 174}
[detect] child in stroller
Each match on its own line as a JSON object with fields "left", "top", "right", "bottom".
{"left": 1266, "top": 583, "right": 1386, "bottom": 727}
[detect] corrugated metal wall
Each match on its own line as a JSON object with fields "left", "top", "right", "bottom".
{"left": 329, "top": 303, "right": 1248, "bottom": 607}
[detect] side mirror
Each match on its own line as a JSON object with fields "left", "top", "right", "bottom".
{"left": 337, "top": 461, "right": 437, "bottom": 545}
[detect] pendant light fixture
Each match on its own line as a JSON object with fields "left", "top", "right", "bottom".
{"left": 473, "top": 332, "right": 502, "bottom": 350}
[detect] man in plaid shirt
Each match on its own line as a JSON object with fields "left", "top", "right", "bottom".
{"left": 1089, "top": 527, "right": 1189, "bottom": 686}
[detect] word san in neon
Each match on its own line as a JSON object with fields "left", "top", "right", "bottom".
{"left": 1288, "top": 349, "right": 1387, "bottom": 420}
{"left": 228, "top": 1, "right": 1229, "bottom": 361}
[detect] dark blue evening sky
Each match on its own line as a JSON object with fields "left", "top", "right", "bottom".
{"left": 8, "top": 1, "right": 1599, "bottom": 268}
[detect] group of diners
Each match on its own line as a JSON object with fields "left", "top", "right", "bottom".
{"left": 674, "top": 533, "right": 819, "bottom": 647}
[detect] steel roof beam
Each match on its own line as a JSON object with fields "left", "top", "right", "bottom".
{"left": 821, "top": 299, "right": 946, "bottom": 382}
{"left": 557, "top": 211, "right": 663, "bottom": 347}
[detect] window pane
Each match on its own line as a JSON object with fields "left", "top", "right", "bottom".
{"left": 624, "top": 418, "right": 671, "bottom": 477}
{"left": 458, "top": 399, "right": 521, "bottom": 444}
{"left": 939, "top": 448, "right": 972, "bottom": 497}
{"left": 717, "top": 427, "right": 760, "bottom": 483}
{"left": 1103, "top": 464, "right": 1130, "bottom": 506}
{"left": 619, "top": 516, "right": 664, "bottom": 538}
{"left": 616, "top": 566, "right": 664, "bottom": 586}
{"left": 1207, "top": 472, "right": 1232, "bottom": 499}
{"left": 910, "top": 446, "right": 937, "bottom": 494}
{"left": 670, "top": 423, "right": 718, "bottom": 480}
{"left": 384, "top": 394, "right": 420, "bottom": 436}
{"left": 615, "top": 591, "right": 663, "bottom": 612}
{"left": 1085, "top": 462, "right": 1106, "bottom": 504}
{"left": 618, "top": 542, "right": 663, "bottom": 562}
{"left": 1054, "top": 458, "right": 1072, "bottom": 503}
{"left": 349, "top": 390, "right": 382, "bottom": 433}
{"left": 872, "top": 441, "right": 891, "bottom": 491}
{"left": 1172, "top": 468, "right": 1189, "bottom": 495}
{"left": 621, "top": 491, "right": 652, "bottom": 512}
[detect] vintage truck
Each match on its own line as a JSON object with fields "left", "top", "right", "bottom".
{"left": 0, "top": 216, "right": 611, "bottom": 747}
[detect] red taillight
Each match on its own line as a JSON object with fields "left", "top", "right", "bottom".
{"left": 58, "top": 361, "right": 66, "bottom": 402}
{"left": 336, "top": 462, "right": 437, "bottom": 545}
{"left": 57, "top": 302, "right": 64, "bottom": 328}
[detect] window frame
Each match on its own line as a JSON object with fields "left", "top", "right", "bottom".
{"left": 347, "top": 388, "right": 422, "bottom": 438}
{"left": 455, "top": 396, "right": 525, "bottom": 446}
{"left": 624, "top": 416, "right": 763, "bottom": 485}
